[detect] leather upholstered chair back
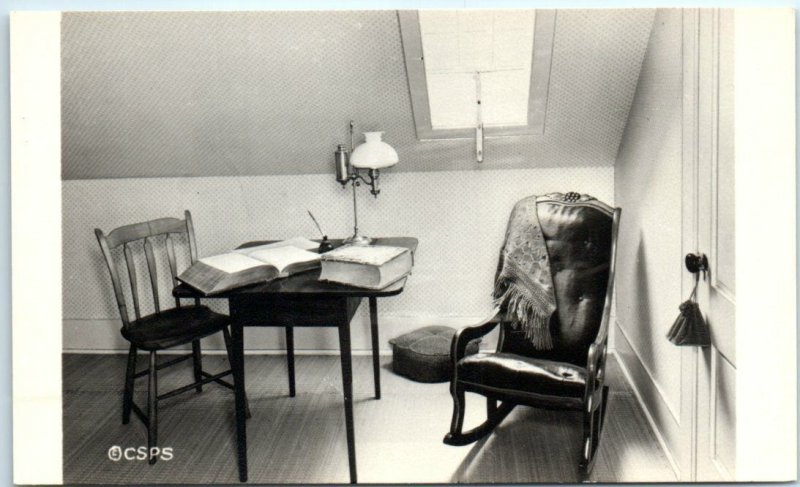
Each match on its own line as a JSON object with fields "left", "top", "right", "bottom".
{"left": 498, "top": 194, "right": 614, "bottom": 366}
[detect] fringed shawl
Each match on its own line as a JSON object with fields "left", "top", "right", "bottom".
{"left": 493, "top": 196, "right": 556, "bottom": 350}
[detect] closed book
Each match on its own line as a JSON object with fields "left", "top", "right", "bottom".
{"left": 178, "top": 241, "right": 321, "bottom": 295}
{"left": 319, "top": 245, "right": 413, "bottom": 290}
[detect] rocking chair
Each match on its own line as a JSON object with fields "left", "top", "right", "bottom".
{"left": 444, "top": 192, "right": 620, "bottom": 477}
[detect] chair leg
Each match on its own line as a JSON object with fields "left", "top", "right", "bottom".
{"left": 580, "top": 386, "right": 609, "bottom": 478}
{"left": 122, "top": 344, "right": 137, "bottom": 425}
{"left": 223, "top": 326, "right": 251, "bottom": 419}
{"left": 285, "top": 327, "right": 296, "bottom": 397}
{"left": 147, "top": 351, "right": 158, "bottom": 465}
{"left": 447, "top": 383, "right": 466, "bottom": 441}
{"left": 579, "top": 407, "right": 593, "bottom": 478}
{"left": 192, "top": 340, "right": 203, "bottom": 393}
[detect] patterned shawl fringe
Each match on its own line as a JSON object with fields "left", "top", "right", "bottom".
{"left": 493, "top": 263, "right": 555, "bottom": 350}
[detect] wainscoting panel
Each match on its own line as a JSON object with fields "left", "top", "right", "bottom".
{"left": 613, "top": 321, "right": 680, "bottom": 477}
{"left": 63, "top": 167, "right": 613, "bottom": 352}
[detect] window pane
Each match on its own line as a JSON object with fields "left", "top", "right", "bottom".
{"left": 427, "top": 72, "right": 477, "bottom": 129}
{"left": 482, "top": 70, "right": 530, "bottom": 126}
{"left": 419, "top": 9, "right": 535, "bottom": 130}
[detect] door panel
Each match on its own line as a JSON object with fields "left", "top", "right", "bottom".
{"left": 713, "top": 354, "right": 736, "bottom": 476}
{"left": 714, "top": 7, "right": 736, "bottom": 298}
{"left": 694, "top": 8, "right": 736, "bottom": 481}
{"left": 682, "top": 8, "right": 736, "bottom": 481}
{"left": 709, "top": 8, "right": 736, "bottom": 365}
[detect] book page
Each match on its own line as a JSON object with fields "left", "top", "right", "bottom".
{"left": 321, "top": 245, "right": 407, "bottom": 266}
{"left": 247, "top": 245, "right": 320, "bottom": 273}
{"left": 199, "top": 252, "right": 265, "bottom": 273}
{"left": 235, "top": 236, "right": 318, "bottom": 254}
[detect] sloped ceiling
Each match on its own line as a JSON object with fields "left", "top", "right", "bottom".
{"left": 61, "top": 9, "right": 655, "bottom": 179}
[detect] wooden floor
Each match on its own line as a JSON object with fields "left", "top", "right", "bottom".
{"left": 63, "top": 352, "right": 677, "bottom": 484}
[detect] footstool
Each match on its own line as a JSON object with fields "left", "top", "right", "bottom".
{"left": 389, "top": 325, "right": 481, "bottom": 383}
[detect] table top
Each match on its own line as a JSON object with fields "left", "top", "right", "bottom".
{"left": 173, "top": 237, "right": 418, "bottom": 299}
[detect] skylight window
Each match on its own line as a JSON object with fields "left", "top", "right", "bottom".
{"left": 419, "top": 10, "right": 536, "bottom": 130}
{"left": 399, "top": 9, "right": 556, "bottom": 158}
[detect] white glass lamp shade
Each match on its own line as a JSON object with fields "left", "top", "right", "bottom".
{"left": 349, "top": 132, "right": 399, "bottom": 169}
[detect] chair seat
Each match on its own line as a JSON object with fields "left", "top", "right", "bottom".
{"left": 457, "top": 352, "right": 587, "bottom": 398}
{"left": 121, "top": 305, "right": 229, "bottom": 351}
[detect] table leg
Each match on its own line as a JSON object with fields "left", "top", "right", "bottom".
{"left": 285, "top": 327, "right": 296, "bottom": 397}
{"left": 368, "top": 297, "right": 381, "bottom": 400}
{"left": 231, "top": 323, "right": 248, "bottom": 483}
{"left": 338, "top": 324, "right": 357, "bottom": 484}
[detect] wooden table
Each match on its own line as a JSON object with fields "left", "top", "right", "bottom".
{"left": 175, "top": 237, "right": 418, "bottom": 484}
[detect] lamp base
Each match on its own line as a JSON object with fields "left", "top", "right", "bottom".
{"left": 343, "top": 235, "right": 373, "bottom": 246}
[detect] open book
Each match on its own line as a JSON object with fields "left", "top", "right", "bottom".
{"left": 178, "top": 237, "right": 321, "bottom": 295}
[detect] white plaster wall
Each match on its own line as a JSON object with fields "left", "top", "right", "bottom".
{"left": 612, "top": 7, "right": 684, "bottom": 473}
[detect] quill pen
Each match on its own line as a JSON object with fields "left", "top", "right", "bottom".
{"left": 307, "top": 210, "right": 325, "bottom": 238}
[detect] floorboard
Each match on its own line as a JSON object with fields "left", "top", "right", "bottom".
{"left": 62, "top": 352, "right": 676, "bottom": 484}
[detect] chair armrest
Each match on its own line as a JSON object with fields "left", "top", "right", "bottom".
{"left": 450, "top": 312, "right": 500, "bottom": 364}
{"left": 584, "top": 207, "right": 620, "bottom": 408}
{"left": 584, "top": 292, "right": 611, "bottom": 411}
{"left": 587, "top": 287, "right": 612, "bottom": 376}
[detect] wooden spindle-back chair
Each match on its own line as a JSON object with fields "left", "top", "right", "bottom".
{"left": 95, "top": 210, "right": 248, "bottom": 465}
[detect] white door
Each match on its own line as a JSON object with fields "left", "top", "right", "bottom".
{"left": 682, "top": 8, "right": 737, "bottom": 481}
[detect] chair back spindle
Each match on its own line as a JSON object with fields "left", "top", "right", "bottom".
{"left": 95, "top": 228, "right": 132, "bottom": 329}
{"left": 185, "top": 210, "right": 198, "bottom": 264}
{"left": 143, "top": 237, "right": 161, "bottom": 314}
{"left": 164, "top": 233, "right": 182, "bottom": 308}
{"left": 184, "top": 211, "right": 202, "bottom": 307}
{"left": 123, "top": 242, "right": 142, "bottom": 321}
{"left": 165, "top": 234, "right": 178, "bottom": 286}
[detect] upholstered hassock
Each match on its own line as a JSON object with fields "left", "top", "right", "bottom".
{"left": 390, "top": 326, "right": 480, "bottom": 382}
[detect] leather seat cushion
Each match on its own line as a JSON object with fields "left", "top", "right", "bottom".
{"left": 390, "top": 325, "right": 480, "bottom": 383}
{"left": 121, "top": 305, "right": 229, "bottom": 351}
{"left": 457, "top": 352, "right": 587, "bottom": 397}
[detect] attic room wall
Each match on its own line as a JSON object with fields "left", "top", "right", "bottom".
{"left": 62, "top": 9, "right": 654, "bottom": 352}
{"left": 62, "top": 10, "right": 654, "bottom": 179}
{"left": 613, "top": 8, "right": 684, "bottom": 470}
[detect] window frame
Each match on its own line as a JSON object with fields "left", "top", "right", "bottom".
{"left": 398, "top": 9, "right": 557, "bottom": 140}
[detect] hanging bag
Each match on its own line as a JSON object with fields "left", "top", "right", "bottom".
{"left": 666, "top": 271, "right": 711, "bottom": 347}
